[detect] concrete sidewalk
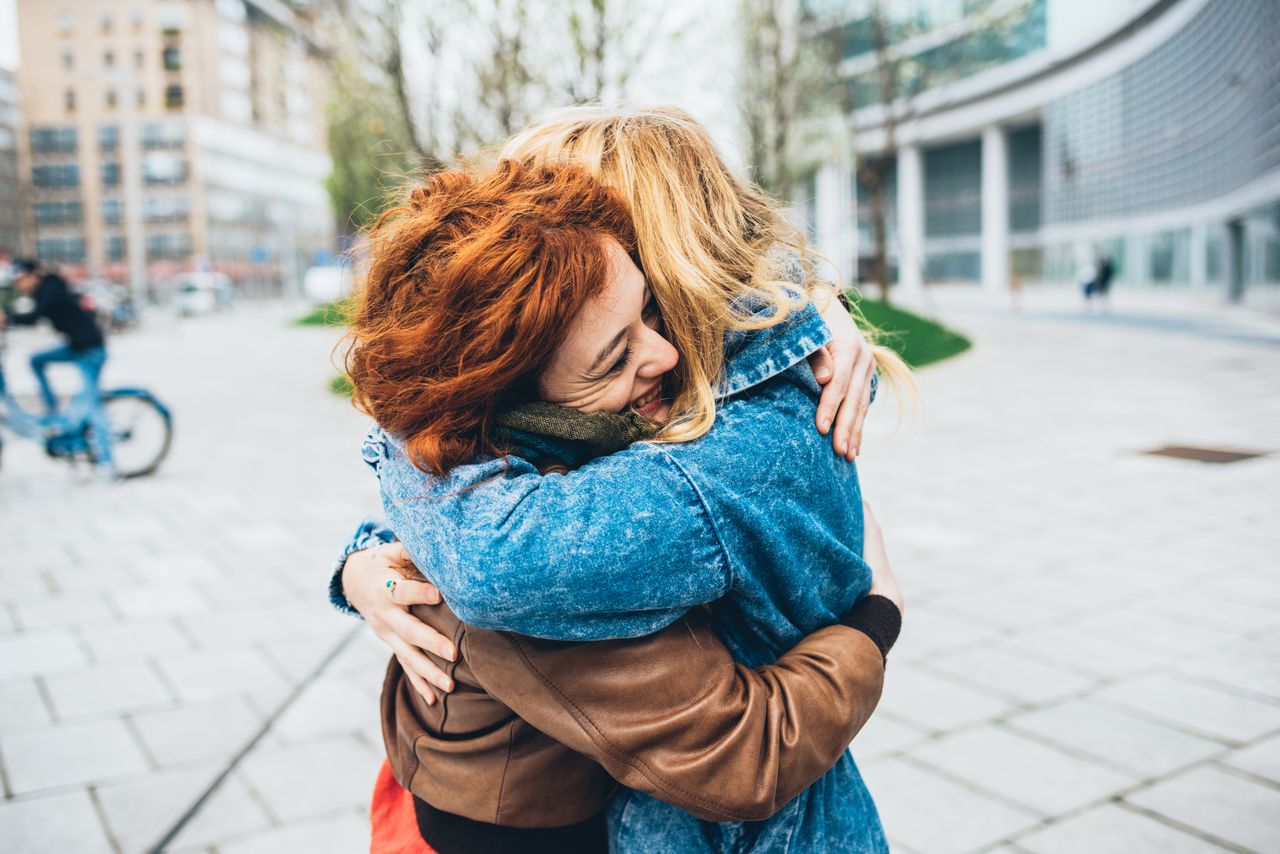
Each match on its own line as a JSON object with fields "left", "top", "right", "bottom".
{"left": 856, "top": 286, "right": 1280, "bottom": 853}
{"left": 0, "top": 288, "right": 1277, "bottom": 852}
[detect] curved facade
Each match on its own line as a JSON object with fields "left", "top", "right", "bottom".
{"left": 810, "top": 0, "right": 1280, "bottom": 306}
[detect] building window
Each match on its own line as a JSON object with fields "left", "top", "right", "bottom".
{"left": 105, "top": 89, "right": 117, "bottom": 110}
{"left": 143, "top": 153, "right": 188, "bottom": 185}
{"left": 107, "top": 235, "right": 126, "bottom": 260}
{"left": 30, "top": 126, "right": 78, "bottom": 152}
{"left": 36, "top": 237, "right": 86, "bottom": 262}
{"left": 99, "top": 125, "right": 118, "bottom": 151}
{"left": 134, "top": 49, "right": 144, "bottom": 69}
{"left": 162, "top": 46, "right": 182, "bottom": 72}
{"left": 32, "top": 164, "right": 80, "bottom": 188}
{"left": 103, "top": 198, "right": 123, "bottom": 224}
{"left": 35, "top": 201, "right": 83, "bottom": 225}
{"left": 104, "top": 50, "right": 115, "bottom": 68}
{"left": 100, "top": 12, "right": 112, "bottom": 33}
{"left": 101, "top": 162, "right": 120, "bottom": 187}
{"left": 159, "top": 11, "right": 182, "bottom": 34}
{"left": 137, "top": 88, "right": 146, "bottom": 107}
{"left": 64, "top": 88, "right": 76, "bottom": 112}
{"left": 62, "top": 51, "right": 73, "bottom": 69}
{"left": 165, "top": 85, "right": 184, "bottom": 110}
{"left": 146, "top": 232, "right": 192, "bottom": 260}
{"left": 141, "top": 120, "right": 186, "bottom": 149}
{"left": 57, "top": 9, "right": 73, "bottom": 34}
{"left": 144, "top": 195, "right": 190, "bottom": 223}
{"left": 131, "top": 9, "right": 144, "bottom": 30}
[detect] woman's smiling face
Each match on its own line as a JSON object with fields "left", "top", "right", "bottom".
{"left": 539, "top": 239, "right": 679, "bottom": 424}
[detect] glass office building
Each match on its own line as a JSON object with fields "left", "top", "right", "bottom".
{"left": 809, "top": 0, "right": 1280, "bottom": 306}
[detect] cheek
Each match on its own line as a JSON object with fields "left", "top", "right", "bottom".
{"left": 541, "top": 375, "right": 633, "bottom": 413}
{"left": 591, "top": 378, "right": 636, "bottom": 413}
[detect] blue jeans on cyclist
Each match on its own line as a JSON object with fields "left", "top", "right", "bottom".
{"left": 30, "top": 343, "right": 114, "bottom": 471}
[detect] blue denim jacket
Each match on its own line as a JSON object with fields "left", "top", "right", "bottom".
{"left": 355, "top": 300, "right": 887, "bottom": 853}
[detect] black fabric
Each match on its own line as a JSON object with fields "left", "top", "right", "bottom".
{"left": 413, "top": 796, "right": 608, "bottom": 854}
{"left": 839, "top": 594, "right": 902, "bottom": 663}
{"left": 6, "top": 273, "right": 104, "bottom": 352}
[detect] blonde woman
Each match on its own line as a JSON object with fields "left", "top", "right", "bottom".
{"left": 335, "top": 108, "right": 913, "bottom": 852}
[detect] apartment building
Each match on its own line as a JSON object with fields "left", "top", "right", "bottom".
{"left": 15, "top": 0, "right": 335, "bottom": 292}
{"left": 0, "top": 69, "right": 20, "bottom": 256}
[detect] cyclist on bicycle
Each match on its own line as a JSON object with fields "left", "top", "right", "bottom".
{"left": 4, "top": 258, "right": 116, "bottom": 478}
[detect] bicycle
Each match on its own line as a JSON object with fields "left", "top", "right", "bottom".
{"left": 0, "top": 328, "right": 173, "bottom": 479}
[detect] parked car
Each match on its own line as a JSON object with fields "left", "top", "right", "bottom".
{"left": 176, "top": 273, "right": 234, "bottom": 316}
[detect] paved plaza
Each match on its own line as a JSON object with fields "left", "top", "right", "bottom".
{"left": 1, "top": 289, "right": 1277, "bottom": 853}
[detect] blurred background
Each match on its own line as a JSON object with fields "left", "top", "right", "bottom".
{"left": 0, "top": 1, "right": 1277, "bottom": 853}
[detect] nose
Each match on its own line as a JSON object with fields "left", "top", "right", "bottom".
{"left": 636, "top": 323, "right": 679, "bottom": 377}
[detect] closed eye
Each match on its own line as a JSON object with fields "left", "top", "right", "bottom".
{"left": 605, "top": 346, "right": 633, "bottom": 377}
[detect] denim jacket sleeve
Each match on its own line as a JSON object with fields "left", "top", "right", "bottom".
{"left": 371, "top": 434, "right": 733, "bottom": 641}
{"left": 327, "top": 517, "right": 399, "bottom": 617}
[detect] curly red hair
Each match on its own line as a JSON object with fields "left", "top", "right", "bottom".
{"left": 344, "top": 160, "right": 637, "bottom": 475}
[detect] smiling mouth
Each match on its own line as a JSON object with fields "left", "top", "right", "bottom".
{"left": 630, "top": 384, "right": 663, "bottom": 414}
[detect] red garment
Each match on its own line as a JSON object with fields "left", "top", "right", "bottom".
{"left": 370, "top": 759, "right": 439, "bottom": 854}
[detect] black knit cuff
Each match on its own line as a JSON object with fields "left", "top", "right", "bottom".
{"left": 840, "top": 594, "right": 902, "bottom": 664}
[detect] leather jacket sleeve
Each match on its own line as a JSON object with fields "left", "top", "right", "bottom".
{"left": 461, "top": 608, "right": 885, "bottom": 823}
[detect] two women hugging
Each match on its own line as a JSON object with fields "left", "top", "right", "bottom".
{"left": 332, "top": 106, "right": 914, "bottom": 854}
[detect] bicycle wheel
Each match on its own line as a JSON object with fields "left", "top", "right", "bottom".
{"left": 98, "top": 392, "right": 173, "bottom": 478}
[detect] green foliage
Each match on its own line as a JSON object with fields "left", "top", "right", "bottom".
{"left": 852, "top": 297, "right": 971, "bottom": 367}
{"left": 330, "top": 374, "right": 354, "bottom": 397}
{"left": 296, "top": 300, "right": 351, "bottom": 327}
{"left": 323, "top": 57, "right": 415, "bottom": 236}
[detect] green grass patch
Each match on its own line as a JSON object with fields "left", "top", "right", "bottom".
{"left": 330, "top": 374, "right": 354, "bottom": 397}
{"left": 297, "top": 299, "right": 352, "bottom": 326}
{"left": 852, "top": 297, "right": 971, "bottom": 368}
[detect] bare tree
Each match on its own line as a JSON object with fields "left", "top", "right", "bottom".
{"left": 738, "top": 0, "right": 807, "bottom": 201}
{"left": 561, "top": 0, "right": 672, "bottom": 104}
{"left": 318, "top": 0, "right": 680, "bottom": 233}
{"left": 844, "top": 5, "right": 903, "bottom": 302}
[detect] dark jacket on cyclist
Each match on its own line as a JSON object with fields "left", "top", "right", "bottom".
{"left": 6, "top": 272, "right": 104, "bottom": 352}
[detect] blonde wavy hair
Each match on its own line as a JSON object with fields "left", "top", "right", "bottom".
{"left": 500, "top": 105, "right": 914, "bottom": 442}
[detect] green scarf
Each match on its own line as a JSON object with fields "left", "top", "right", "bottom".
{"left": 493, "top": 401, "right": 660, "bottom": 469}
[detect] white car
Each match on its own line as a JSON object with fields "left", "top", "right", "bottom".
{"left": 176, "top": 273, "right": 234, "bottom": 316}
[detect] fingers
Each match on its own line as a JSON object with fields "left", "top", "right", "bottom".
{"left": 808, "top": 345, "right": 835, "bottom": 384}
{"left": 815, "top": 344, "right": 856, "bottom": 437}
{"left": 386, "top": 606, "right": 457, "bottom": 662}
{"left": 841, "top": 350, "right": 876, "bottom": 460}
{"left": 398, "top": 655, "right": 438, "bottom": 705}
{"left": 387, "top": 632, "right": 455, "bottom": 694}
{"left": 390, "top": 578, "right": 442, "bottom": 606}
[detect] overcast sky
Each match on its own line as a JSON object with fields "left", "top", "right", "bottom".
{"left": 1, "top": 0, "right": 17, "bottom": 70}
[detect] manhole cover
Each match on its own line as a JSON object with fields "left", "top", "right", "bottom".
{"left": 1142, "top": 445, "right": 1269, "bottom": 464}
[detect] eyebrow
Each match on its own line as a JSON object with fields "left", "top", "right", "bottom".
{"left": 589, "top": 328, "right": 629, "bottom": 374}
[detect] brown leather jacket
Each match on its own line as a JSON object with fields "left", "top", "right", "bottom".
{"left": 382, "top": 601, "right": 885, "bottom": 828}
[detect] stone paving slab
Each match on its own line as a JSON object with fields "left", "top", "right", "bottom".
{"left": 1, "top": 288, "right": 1278, "bottom": 852}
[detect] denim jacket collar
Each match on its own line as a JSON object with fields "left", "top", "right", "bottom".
{"left": 720, "top": 298, "right": 830, "bottom": 399}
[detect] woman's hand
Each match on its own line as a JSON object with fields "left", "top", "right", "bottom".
{"left": 342, "top": 543, "right": 458, "bottom": 704}
{"left": 809, "top": 285, "right": 876, "bottom": 462}
{"left": 862, "top": 501, "right": 903, "bottom": 616}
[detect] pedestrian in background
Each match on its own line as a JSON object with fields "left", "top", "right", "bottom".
{"left": 1079, "top": 259, "right": 1099, "bottom": 309}
{"left": 1095, "top": 255, "right": 1115, "bottom": 308}
{"left": 4, "top": 259, "right": 116, "bottom": 479}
